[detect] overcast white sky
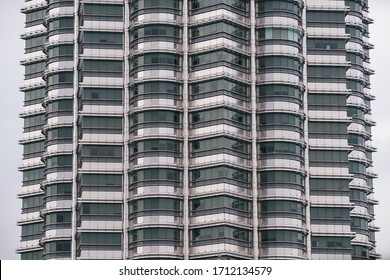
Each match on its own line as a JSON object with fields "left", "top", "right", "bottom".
{"left": 0, "top": 0, "right": 389, "bottom": 260}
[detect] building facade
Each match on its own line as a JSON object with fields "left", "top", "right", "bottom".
{"left": 18, "top": 0, "right": 380, "bottom": 260}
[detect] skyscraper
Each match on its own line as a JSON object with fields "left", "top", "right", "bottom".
{"left": 18, "top": 0, "right": 380, "bottom": 260}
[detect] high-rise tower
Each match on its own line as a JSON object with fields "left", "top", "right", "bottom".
{"left": 18, "top": 0, "right": 379, "bottom": 260}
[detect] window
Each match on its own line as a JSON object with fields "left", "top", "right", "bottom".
{"left": 133, "top": 25, "right": 180, "bottom": 39}
{"left": 45, "top": 183, "right": 72, "bottom": 197}
{"left": 191, "top": 108, "right": 248, "bottom": 125}
{"left": 259, "top": 113, "right": 302, "bottom": 127}
{"left": 25, "top": 35, "right": 46, "bottom": 51}
{"left": 21, "top": 251, "right": 42, "bottom": 260}
{"left": 351, "top": 217, "right": 368, "bottom": 230}
{"left": 82, "top": 116, "right": 123, "bottom": 130}
{"left": 258, "top": 84, "right": 301, "bottom": 99}
{"left": 131, "top": 168, "right": 181, "bottom": 183}
{"left": 133, "top": 0, "right": 180, "bottom": 10}
{"left": 310, "top": 207, "right": 350, "bottom": 220}
{"left": 258, "top": 27, "right": 301, "bottom": 43}
{"left": 191, "top": 50, "right": 248, "bottom": 68}
{"left": 84, "top": 32, "right": 123, "bottom": 45}
{"left": 84, "top": 4, "right": 123, "bottom": 17}
{"left": 192, "top": 226, "right": 250, "bottom": 242}
{"left": 46, "top": 155, "right": 73, "bottom": 168}
{"left": 191, "top": 78, "right": 248, "bottom": 97}
{"left": 192, "top": 195, "right": 250, "bottom": 212}
{"left": 47, "top": 72, "right": 73, "bottom": 86}
{"left": 307, "top": 66, "right": 346, "bottom": 78}
{"left": 309, "top": 178, "right": 349, "bottom": 191}
{"left": 259, "top": 170, "right": 304, "bottom": 185}
{"left": 46, "top": 100, "right": 73, "bottom": 114}
{"left": 346, "top": 53, "right": 363, "bottom": 65}
{"left": 191, "top": 0, "right": 247, "bottom": 11}
{"left": 44, "top": 241, "right": 71, "bottom": 253}
{"left": 81, "top": 203, "right": 122, "bottom": 216}
{"left": 133, "top": 81, "right": 180, "bottom": 96}
{"left": 25, "top": 9, "right": 45, "bottom": 23}
{"left": 350, "top": 189, "right": 367, "bottom": 202}
{"left": 24, "top": 87, "right": 45, "bottom": 104}
{"left": 23, "top": 141, "right": 44, "bottom": 156}
{"left": 346, "top": 26, "right": 363, "bottom": 39}
{"left": 352, "top": 245, "right": 368, "bottom": 259}
{"left": 309, "top": 150, "right": 349, "bottom": 163}
{"left": 22, "top": 195, "right": 43, "bottom": 209}
{"left": 192, "top": 137, "right": 249, "bottom": 154}
{"left": 308, "top": 121, "right": 347, "bottom": 134}
{"left": 261, "top": 230, "right": 304, "bottom": 244}
{"left": 311, "top": 236, "right": 351, "bottom": 249}
{"left": 24, "top": 114, "right": 45, "bottom": 128}
{"left": 80, "top": 174, "right": 123, "bottom": 187}
{"left": 348, "top": 134, "right": 365, "bottom": 146}
{"left": 132, "top": 139, "right": 180, "bottom": 153}
{"left": 191, "top": 22, "right": 248, "bottom": 40}
{"left": 308, "top": 94, "right": 346, "bottom": 106}
{"left": 259, "top": 142, "right": 302, "bottom": 156}
{"left": 258, "top": 56, "right": 300, "bottom": 70}
{"left": 260, "top": 200, "right": 304, "bottom": 215}
{"left": 132, "top": 110, "right": 180, "bottom": 124}
{"left": 131, "top": 198, "right": 180, "bottom": 212}
{"left": 23, "top": 168, "right": 44, "bottom": 182}
{"left": 84, "top": 60, "right": 123, "bottom": 72}
{"left": 349, "top": 161, "right": 366, "bottom": 174}
{"left": 258, "top": 0, "right": 299, "bottom": 14}
{"left": 307, "top": 39, "right": 345, "bottom": 50}
{"left": 48, "top": 45, "right": 73, "bottom": 58}
{"left": 47, "top": 127, "right": 73, "bottom": 141}
{"left": 133, "top": 53, "right": 180, "bottom": 67}
{"left": 130, "top": 228, "right": 181, "bottom": 242}
{"left": 44, "top": 212, "right": 71, "bottom": 225}
{"left": 191, "top": 166, "right": 249, "bottom": 183}
{"left": 80, "top": 233, "right": 122, "bottom": 245}
{"left": 25, "top": 62, "right": 45, "bottom": 76}
{"left": 21, "top": 222, "right": 43, "bottom": 238}
{"left": 306, "top": 11, "right": 345, "bottom": 23}
{"left": 82, "top": 145, "right": 122, "bottom": 158}
{"left": 48, "top": 17, "right": 74, "bottom": 30}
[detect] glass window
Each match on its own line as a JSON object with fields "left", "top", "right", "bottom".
{"left": 259, "top": 170, "right": 304, "bottom": 185}
{"left": 81, "top": 174, "right": 123, "bottom": 187}
{"left": 48, "top": 17, "right": 74, "bottom": 30}
{"left": 312, "top": 236, "right": 351, "bottom": 249}
{"left": 308, "top": 121, "right": 348, "bottom": 134}
{"left": 259, "top": 27, "right": 301, "bottom": 43}
{"left": 191, "top": 78, "right": 248, "bottom": 97}
{"left": 261, "top": 230, "right": 305, "bottom": 244}
{"left": 48, "top": 45, "right": 74, "bottom": 58}
{"left": 84, "top": 32, "right": 123, "bottom": 45}
{"left": 191, "top": 50, "right": 248, "bottom": 68}
{"left": 192, "top": 226, "right": 251, "bottom": 242}
{"left": 258, "top": 56, "right": 301, "bottom": 70}
{"left": 133, "top": 0, "right": 180, "bottom": 10}
{"left": 259, "top": 113, "right": 302, "bottom": 128}
{"left": 84, "top": 4, "right": 123, "bottom": 16}
{"left": 24, "top": 114, "right": 45, "bottom": 128}
{"left": 309, "top": 150, "right": 349, "bottom": 162}
{"left": 81, "top": 203, "right": 122, "bottom": 216}
{"left": 22, "top": 195, "right": 43, "bottom": 209}
{"left": 132, "top": 139, "right": 180, "bottom": 153}
{"left": 45, "top": 183, "right": 72, "bottom": 197}
{"left": 309, "top": 178, "right": 349, "bottom": 191}
{"left": 191, "top": 166, "right": 249, "bottom": 182}
{"left": 44, "top": 212, "right": 71, "bottom": 225}
{"left": 307, "top": 11, "right": 345, "bottom": 23}
{"left": 310, "top": 207, "right": 350, "bottom": 220}
{"left": 131, "top": 168, "right": 181, "bottom": 183}
{"left": 47, "top": 72, "right": 73, "bottom": 86}
{"left": 260, "top": 200, "right": 304, "bottom": 215}
{"left": 23, "top": 141, "right": 44, "bottom": 156}
{"left": 258, "top": 84, "right": 301, "bottom": 99}
{"left": 192, "top": 137, "right": 249, "bottom": 154}
{"left": 191, "top": 108, "right": 249, "bottom": 125}
{"left": 191, "top": 22, "right": 248, "bottom": 40}
{"left": 130, "top": 228, "right": 181, "bottom": 242}
{"left": 84, "top": 60, "right": 123, "bottom": 72}
{"left": 259, "top": 0, "right": 299, "bottom": 14}
{"left": 46, "top": 155, "right": 73, "bottom": 168}
{"left": 47, "top": 127, "right": 73, "bottom": 141}
{"left": 24, "top": 87, "right": 45, "bottom": 103}
{"left": 44, "top": 241, "right": 71, "bottom": 253}
{"left": 191, "top": 0, "right": 247, "bottom": 12}
{"left": 133, "top": 53, "right": 180, "bottom": 67}
{"left": 308, "top": 94, "right": 346, "bottom": 106}
{"left": 192, "top": 195, "right": 250, "bottom": 212}
{"left": 80, "top": 233, "right": 122, "bottom": 245}
{"left": 23, "top": 168, "right": 44, "bottom": 182}
{"left": 131, "top": 198, "right": 180, "bottom": 212}
{"left": 82, "top": 145, "right": 122, "bottom": 158}
{"left": 25, "top": 35, "right": 46, "bottom": 50}
{"left": 83, "top": 116, "right": 123, "bottom": 130}
{"left": 132, "top": 110, "right": 180, "bottom": 124}
{"left": 25, "top": 9, "right": 46, "bottom": 23}
{"left": 25, "top": 62, "right": 45, "bottom": 76}
{"left": 21, "top": 251, "right": 43, "bottom": 260}
{"left": 259, "top": 141, "right": 302, "bottom": 156}
{"left": 133, "top": 25, "right": 180, "bottom": 39}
